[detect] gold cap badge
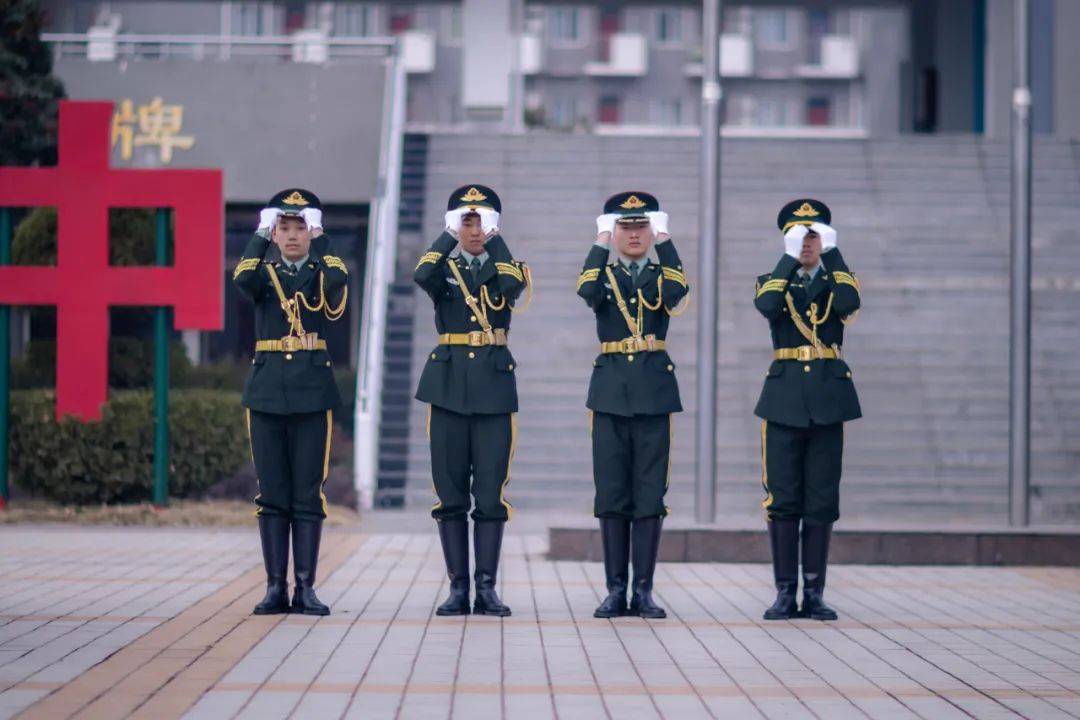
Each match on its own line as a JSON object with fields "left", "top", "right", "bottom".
{"left": 620, "top": 195, "right": 647, "bottom": 210}
{"left": 792, "top": 202, "right": 819, "bottom": 218}
{"left": 459, "top": 187, "right": 488, "bottom": 203}
{"left": 282, "top": 191, "right": 309, "bottom": 206}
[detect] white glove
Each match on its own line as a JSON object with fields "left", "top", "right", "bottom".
{"left": 645, "top": 211, "right": 669, "bottom": 237}
{"left": 784, "top": 224, "right": 809, "bottom": 259}
{"left": 300, "top": 208, "right": 323, "bottom": 233}
{"left": 810, "top": 222, "right": 837, "bottom": 251}
{"left": 596, "top": 213, "right": 618, "bottom": 236}
{"left": 444, "top": 207, "right": 468, "bottom": 234}
{"left": 258, "top": 207, "right": 281, "bottom": 232}
{"left": 477, "top": 207, "right": 500, "bottom": 235}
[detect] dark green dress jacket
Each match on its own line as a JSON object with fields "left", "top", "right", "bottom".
{"left": 413, "top": 232, "right": 528, "bottom": 415}
{"left": 753, "top": 247, "right": 862, "bottom": 428}
{"left": 576, "top": 240, "right": 689, "bottom": 417}
{"left": 233, "top": 232, "right": 348, "bottom": 415}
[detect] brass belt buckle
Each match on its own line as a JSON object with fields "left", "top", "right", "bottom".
{"left": 620, "top": 338, "right": 637, "bottom": 354}
{"left": 468, "top": 331, "right": 486, "bottom": 347}
{"left": 281, "top": 336, "right": 302, "bottom": 352}
{"left": 796, "top": 346, "right": 813, "bottom": 362}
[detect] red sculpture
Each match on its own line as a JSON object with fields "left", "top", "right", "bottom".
{"left": 0, "top": 101, "right": 224, "bottom": 421}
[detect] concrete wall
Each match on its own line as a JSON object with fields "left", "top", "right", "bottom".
{"left": 1052, "top": 0, "right": 1080, "bottom": 139}
{"left": 54, "top": 58, "right": 388, "bottom": 203}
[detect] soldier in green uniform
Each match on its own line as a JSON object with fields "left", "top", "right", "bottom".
{"left": 414, "top": 184, "right": 532, "bottom": 617}
{"left": 577, "top": 192, "right": 689, "bottom": 619}
{"left": 754, "top": 199, "right": 861, "bottom": 621}
{"left": 233, "top": 188, "right": 349, "bottom": 616}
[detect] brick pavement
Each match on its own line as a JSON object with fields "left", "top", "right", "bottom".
{"left": 1, "top": 527, "right": 1079, "bottom": 719}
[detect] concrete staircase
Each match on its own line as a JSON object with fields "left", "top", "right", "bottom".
{"left": 389, "top": 133, "right": 1080, "bottom": 526}
{"left": 374, "top": 133, "right": 430, "bottom": 507}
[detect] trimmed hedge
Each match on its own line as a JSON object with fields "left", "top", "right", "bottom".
{"left": 12, "top": 338, "right": 194, "bottom": 390}
{"left": 11, "top": 389, "right": 248, "bottom": 505}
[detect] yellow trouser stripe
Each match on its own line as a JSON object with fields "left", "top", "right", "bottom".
{"left": 500, "top": 413, "right": 517, "bottom": 520}
{"left": 247, "top": 409, "right": 262, "bottom": 517}
{"left": 760, "top": 420, "right": 773, "bottom": 513}
{"left": 427, "top": 405, "right": 442, "bottom": 512}
{"left": 321, "top": 409, "right": 333, "bottom": 517}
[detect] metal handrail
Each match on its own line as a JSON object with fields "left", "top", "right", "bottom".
{"left": 353, "top": 44, "right": 407, "bottom": 510}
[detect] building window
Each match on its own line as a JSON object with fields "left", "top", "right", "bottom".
{"left": 649, "top": 99, "right": 683, "bottom": 126}
{"left": 655, "top": 9, "right": 682, "bottom": 44}
{"left": 756, "top": 98, "right": 790, "bottom": 127}
{"left": 231, "top": 1, "right": 277, "bottom": 36}
{"left": 726, "top": 95, "right": 756, "bottom": 126}
{"left": 598, "top": 95, "right": 620, "bottom": 124}
{"left": 389, "top": 8, "right": 413, "bottom": 34}
{"left": 549, "top": 96, "right": 578, "bottom": 129}
{"left": 283, "top": 0, "right": 306, "bottom": 33}
{"left": 548, "top": 7, "right": 581, "bottom": 43}
{"left": 333, "top": 3, "right": 377, "bottom": 37}
{"left": 806, "top": 96, "right": 831, "bottom": 126}
{"left": 807, "top": 8, "right": 830, "bottom": 35}
{"left": 755, "top": 8, "right": 792, "bottom": 49}
{"left": 441, "top": 6, "right": 462, "bottom": 44}
{"left": 722, "top": 7, "right": 751, "bottom": 36}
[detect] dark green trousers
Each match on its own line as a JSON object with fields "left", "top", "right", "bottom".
{"left": 591, "top": 412, "right": 671, "bottom": 520}
{"left": 761, "top": 420, "right": 843, "bottom": 524}
{"left": 247, "top": 409, "right": 332, "bottom": 521}
{"left": 427, "top": 405, "right": 515, "bottom": 522}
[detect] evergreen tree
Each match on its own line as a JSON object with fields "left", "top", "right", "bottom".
{"left": 0, "top": 0, "right": 65, "bottom": 166}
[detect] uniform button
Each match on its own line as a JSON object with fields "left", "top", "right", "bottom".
{"left": 285, "top": 353, "right": 293, "bottom": 360}
{"left": 804, "top": 365, "right": 810, "bottom": 372}
{"left": 508, "top": 364, "right": 514, "bottom": 370}
{"left": 846, "top": 371, "right": 852, "bottom": 378}
{"left": 667, "top": 364, "right": 673, "bottom": 371}
{"left": 468, "top": 351, "right": 475, "bottom": 359}
{"left": 326, "top": 361, "right": 332, "bottom": 367}
{"left": 470, "top": 315, "right": 476, "bottom": 322}
{"left": 629, "top": 297, "right": 636, "bottom": 304}
{"left": 431, "top": 353, "right": 437, "bottom": 359}
{"left": 627, "top": 354, "right": 635, "bottom": 362}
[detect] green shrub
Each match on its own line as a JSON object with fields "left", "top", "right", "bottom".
{"left": 13, "top": 206, "right": 169, "bottom": 266}
{"left": 11, "top": 338, "right": 193, "bottom": 390}
{"left": 175, "top": 361, "right": 249, "bottom": 392}
{"left": 10, "top": 389, "right": 248, "bottom": 505}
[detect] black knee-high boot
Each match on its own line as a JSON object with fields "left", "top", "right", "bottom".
{"left": 291, "top": 518, "right": 330, "bottom": 616}
{"left": 800, "top": 520, "right": 838, "bottom": 621}
{"left": 762, "top": 518, "right": 800, "bottom": 620}
{"left": 436, "top": 518, "right": 471, "bottom": 616}
{"left": 628, "top": 517, "right": 666, "bottom": 619}
{"left": 253, "top": 515, "right": 290, "bottom": 615}
{"left": 594, "top": 518, "right": 630, "bottom": 618}
{"left": 473, "top": 520, "right": 511, "bottom": 616}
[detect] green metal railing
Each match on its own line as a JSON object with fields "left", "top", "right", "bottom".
{"left": 153, "top": 209, "right": 170, "bottom": 507}
{"left": 0, "top": 208, "right": 10, "bottom": 509}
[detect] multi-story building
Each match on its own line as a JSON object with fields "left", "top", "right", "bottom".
{"left": 43, "top": 1, "right": 1079, "bottom": 141}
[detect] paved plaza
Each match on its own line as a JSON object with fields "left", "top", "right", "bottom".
{"left": 1, "top": 526, "right": 1079, "bottom": 719}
